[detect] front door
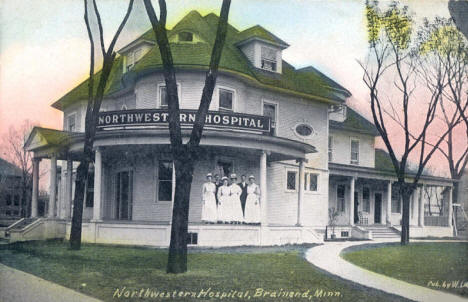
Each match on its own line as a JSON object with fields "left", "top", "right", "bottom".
{"left": 374, "top": 193, "right": 382, "bottom": 224}
{"left": 116, "top": 171, "right": 133, "bottom": 220}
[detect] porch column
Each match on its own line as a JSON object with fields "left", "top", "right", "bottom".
{"left": 59, "top": 160, "right": 67, "bottom": 218}
{"left": 48, "top": 155, "right": 57, "bottom": 218}
{"left": 349, "top": 177, "right": 355, "bottom": 226}
{"left": 31, "top": 158, "right": 40, "bottom": 218}
{"left": 296, "top": 159, "right": 305, "bottom": 226}
{"left": 92, "top": 147, "right": 102, "bottom": 221}
{"left": 260, "top": 151, "right": 268, "bottom": 226}
{"left": 447, "top": 186, "right": 453, "bottom": 228}
{"left": 386, "top": 181, "right": 392, "bottom": 226}
{"left": 65, "top": 159, "right": 73, "bottom": 218}
{"left": 418, "top": 185, "right": 424, "bottom": 227}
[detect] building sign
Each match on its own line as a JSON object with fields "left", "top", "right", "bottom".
{"left": 97, "top": 109, "right": 271, "bottom": 133}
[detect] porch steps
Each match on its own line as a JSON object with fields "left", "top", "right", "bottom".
{"left": 4, "top": 218, "right": 39, "bottom": 239}
{"left": 362, "top": 226, "right": 400, "bottom": 239}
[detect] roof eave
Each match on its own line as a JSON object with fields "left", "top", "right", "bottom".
{"left": 117, "top": 39, "right": 156, "bottom": 55}
{"left": 235, "top": 37, "right": 289, "bottom": 50}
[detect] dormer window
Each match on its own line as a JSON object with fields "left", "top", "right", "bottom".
{"left": 67, "top": 113, "right": 76, "bottom": 132}
{"left": 178, "top": 32, "right": 193, "bottom": 42}
{"left": 261, "top": 46, "right": 277, "bottom": 72}
{"left": 126, "top": 48, "right": 142, "bottom": 71}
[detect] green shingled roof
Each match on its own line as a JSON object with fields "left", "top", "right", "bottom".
{"left": 375, "top": 148, "right": 395, "bottom": 172}
{"left": 0, "top": 157, "right": 22, "bottom": 177}
{"left": 52, "top": 10, "right": 349, "bottom": 110}
{"left": 330, "top": 107, "right": 379, "bottom": 136}
{"left": 235, "top": 25, "right": 289, "bottom": 47}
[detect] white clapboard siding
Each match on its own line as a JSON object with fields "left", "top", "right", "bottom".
{"left": 267, "top": 163, "right": 297, "bottom": 226}
{"left": 329, "top": 129, "right": 376, "bottom": 168}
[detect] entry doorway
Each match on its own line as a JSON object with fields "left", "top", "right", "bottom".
{"left": 374, "top": 192, "right": 382, "bottom": 224}
{"left": 116, "top": 171, "right": 133, "bottom": 220}
{"left": 354, "top": 191, "right": 359, "bottom": 224}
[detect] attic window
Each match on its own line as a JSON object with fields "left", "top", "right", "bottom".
{"left": 126, "top": 48, "right": 142, "bottom": 71}
{"left": 261, "top": 46, "right": 277, "bottom": 72}
{"left": 179, "top": 32, "right": 193, "bottom": 42}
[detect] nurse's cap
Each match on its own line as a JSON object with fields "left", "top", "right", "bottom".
{"left": 221, "top": 176, "right": 228, "bottom": 181}
{"left": 248, "top": 175, "right": 255, "bottom": 179}
{"left": 230, "top": 173, "right": 237, "bottom": 179}
{"left": 206, "top": 173, "right": 212, "bottom": 177}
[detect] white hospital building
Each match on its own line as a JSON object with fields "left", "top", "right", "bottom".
{"left": 14, "top": 11, "right": 455, "bottom": 246}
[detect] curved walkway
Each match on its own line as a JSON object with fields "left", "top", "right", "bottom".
{"left": 305, "top": 239, "right": 467, "bottom": 302}
{"left": 0, "top": 263, "right": 102, "bottom": 302}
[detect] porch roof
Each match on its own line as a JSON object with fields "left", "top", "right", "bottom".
{"left": 329, "top": 162, "right": 455, "bottom": 186}
{"left": 25, "top": 127, "right": 316, "bottom": 162}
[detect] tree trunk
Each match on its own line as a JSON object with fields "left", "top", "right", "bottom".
{"left": 400, "top": 183, "right": 414, "bottom": 245}
{"left": 167, "top": 154, "right": 194, "bottom": 273}
{"left": 69, "top": 161, "right": 89, "bottom": 250}
{"left": 452, "top": 182, "right": 459, "bottom": 205}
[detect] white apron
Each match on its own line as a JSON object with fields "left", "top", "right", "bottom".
{"left": 201, "top": 182, "right": 217, "bottom": 222}
{"left": 229, "top": 183, "right": 244, "bottom": 222}
{"left": 217, "top": 185, "right": 231, "bottom": 222}
{"left": 244, "top": 183, "right": 261, "bottom": 223}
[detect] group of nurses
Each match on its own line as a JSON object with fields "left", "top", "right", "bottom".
{"left": 201, "top": 173, "right": 261, "bottom": 224}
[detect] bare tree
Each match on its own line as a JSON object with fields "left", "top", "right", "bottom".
{"left": 417, "top": 18, "right": 468, "bottom": 204}
{"left": 69, "top": 0, "right": 134, "bottom": 250}
{"left": 142, "top": 0, "right": 231, "bottom": 273}
{"left": 2, "top": 120, "right": 34, "bottom": 217}
{"left": 360, "top": 1, "right": 459, "bottom": 244}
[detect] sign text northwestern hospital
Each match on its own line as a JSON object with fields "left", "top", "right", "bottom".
{"left": 97, "top": 109, "right": 271, "bottom": 132}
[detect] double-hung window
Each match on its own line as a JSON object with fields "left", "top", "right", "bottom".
{"left": 328, "top": 136, "right": 334, "bottom": 162}
{"left": 159, "top": 84, "right": 180, "bottom": 108}
{"left": 67, "top": 113, "right": 76, "bottom": 132}
{"left": 158, "top": 161, "right": 173, "bottom": 202}
{"left": 304, "top": 173, "right": 318, "bottom": 192}
{"left": 391, "top": 186, "right": 401, "bottom": 213}
{"left": 126, "top": 48, "right": 142, "bottom": 71}
{"left": 261, "top": 46, "right": 277, "bottom": 72}
{"left": 219, "top": 89, "right": 233, "bottom": 111}
{"left": 350, "top": 138, "right": 359, "bottom": 165}
{"left": 286, "top": 170, "right": 297, "bottom": 191}
{"left": 85, "top": 172, "right": 94, "bottom": 208}
{"left": 337, "top": 185, "right": 346, "bottom": 212}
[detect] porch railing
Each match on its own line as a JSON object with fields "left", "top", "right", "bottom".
{"left": 424, "top": 215, "right": 449, "bottom": 227}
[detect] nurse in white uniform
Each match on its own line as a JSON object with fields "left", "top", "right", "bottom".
{"left": 229, "top": 174, "right": 244, "bottom": 224}
{"left": 201, "top": 173, "right": 217, "bottom": 223}
{"left": 217, "top": 177, "right": 231, "bottom": 223}
{"left": 244, "top": 175, "right": 261, "bottom": 224}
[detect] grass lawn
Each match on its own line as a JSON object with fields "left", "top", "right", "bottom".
{"left": 342, "top": 242, "right": 468, "bottom": 297}
{"left": 0, "top": 240, "right": 407, "bottom": 302}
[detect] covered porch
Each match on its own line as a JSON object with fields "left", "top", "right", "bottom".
{"left": 23, "top": 126, "right": 323, "bottom": 246}
{"left": 328, "top": 163, "right": 455, "bottom": 239}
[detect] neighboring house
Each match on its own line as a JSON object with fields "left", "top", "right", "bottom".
{"left": 23, "top": 11, "right": 456, "bottom": 246}
{"left": 458, "top": 168, "right": 468, "bottom": 211}
{"left": 0, "top": 157, "right": 23, "bottom": 219}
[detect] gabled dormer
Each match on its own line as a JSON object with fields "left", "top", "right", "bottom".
{"left": 118, "top": 39, "right": 156, "bottom": 73}
{"left": 235, "top": 25, "right": 289, "bottom": 74}
{"left": 329, "top": 104, "right": 347, "bottom": 123}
